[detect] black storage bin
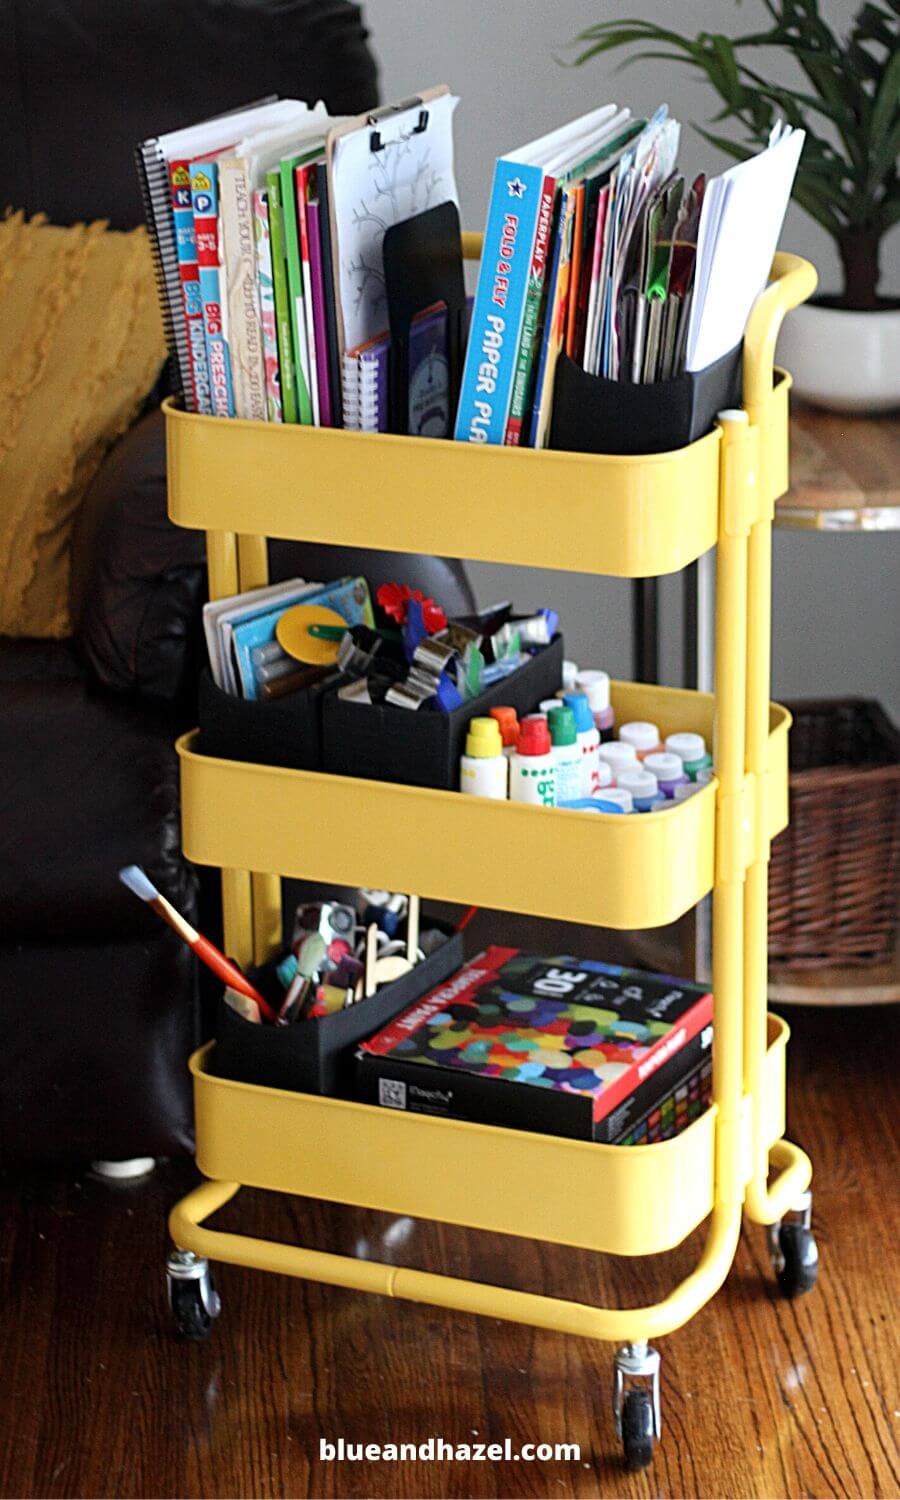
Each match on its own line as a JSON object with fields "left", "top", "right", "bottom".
{"left": 549, "top": 345, "right": 743, "bottom": 456}
{"left": 322, "top": 634, "right": 564, "bottom": 790}
{"left": 197, "top": 668, "right": 327, "bottom": 771}
{"left": 210, "top": 929, "right": 465, "bottom": 1097}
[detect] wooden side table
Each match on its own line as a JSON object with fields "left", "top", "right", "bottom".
{"left": 776, "top": 402, "right": 900, "bottom": 533}
{"left": 768, "top": 402, "right": 900, "bottom": 1006}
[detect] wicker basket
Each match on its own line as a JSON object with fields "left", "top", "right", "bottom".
{"left": 769, "top": 699, "right": 900, "bottom": 969}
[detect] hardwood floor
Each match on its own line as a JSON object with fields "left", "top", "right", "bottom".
{"left": 0, "top": 1002, "right": 897, "bottom": 1499}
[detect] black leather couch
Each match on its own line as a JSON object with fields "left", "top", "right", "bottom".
{"left": 0, "top": 0, "right": 474, "bottom": 1166}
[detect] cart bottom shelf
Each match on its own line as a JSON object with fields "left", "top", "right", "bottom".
{"left": 186, "top": 1016, "right": 791, "bottom": 1260}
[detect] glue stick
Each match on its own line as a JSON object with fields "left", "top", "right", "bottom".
{"left": 510, "top": 716, "right": 557, "bottom": 806}
{"left": 460, "top": 717, "right": 508, "bottom": 799}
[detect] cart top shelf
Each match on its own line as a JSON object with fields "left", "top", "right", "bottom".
{"left": 165, "top": 251, "right": 815, "bottom": 582}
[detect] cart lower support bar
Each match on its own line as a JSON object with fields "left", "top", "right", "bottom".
{"left": 744, "top": 1138, "right": 813, "bottom": 1226}
{"left": 169, "top": 1179, "right": 744, "bottom": 1343}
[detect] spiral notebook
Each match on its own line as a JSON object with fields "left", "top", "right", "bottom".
{"left": 135, "top": 98, "right": 301, "bottom": 409}
{"left": 341, "top": 331, "right": 390, "bottom": 433}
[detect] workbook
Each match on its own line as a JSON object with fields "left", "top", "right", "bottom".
{"left": 454, "top": 104, "right": 634, "bottom": 447}
{"left": 357, "top": 947, "right": 713, "bottom": 1142}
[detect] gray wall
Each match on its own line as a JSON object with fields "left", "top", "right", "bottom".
{"left": 364, "top": 0, "right": 900, "bottom": 715}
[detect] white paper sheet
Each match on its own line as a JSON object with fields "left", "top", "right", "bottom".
{"left": 331, "top": 94, "right": 459, "bottom": 353}
{"left": 686, "top": 127, "right": 805, "bottom": 372}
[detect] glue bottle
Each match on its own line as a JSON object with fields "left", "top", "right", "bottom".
{"left": 547, "top": 706, "right": 583, "bottom": 805}
{"left": 460, "top": 717, "right": 508, "bottom": 800}
{"left": 509, "top": 716, "right": 557, "bottom": 807}
{"left": 563, "top": 692, "right": 602, "bottom": 795}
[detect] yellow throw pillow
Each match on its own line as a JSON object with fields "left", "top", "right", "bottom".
{"left": 0, "top": 212, "right": 166, "bottom": 637}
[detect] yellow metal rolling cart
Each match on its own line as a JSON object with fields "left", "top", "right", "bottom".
{"left": 164, "top": 237, "right": 819, "bottom": 1470}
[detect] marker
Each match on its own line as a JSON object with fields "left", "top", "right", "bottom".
{"left": 619, "top": 721, "right": 663, "bottom": 760}
{"left": 510, "top": 716, "right": 557, "bottom": 806}
{"left": 460, "top": 717, "right": 509, "bottom": 800}
{"left": 644, "top": 751, "right": 688, "bottom": 798}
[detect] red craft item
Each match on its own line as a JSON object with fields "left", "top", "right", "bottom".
{"left": 376, "top": 582, "right": 447, "bottom": 634}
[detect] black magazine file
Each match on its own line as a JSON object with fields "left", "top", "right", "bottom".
{"left": 548, "top": 344, "right": 743, "bottom": 456}
{"left": 383, "top": 200, "right": 467, "bottom": 436}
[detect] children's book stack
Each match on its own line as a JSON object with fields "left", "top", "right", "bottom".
{"left": 139, "top": 88, "right": 802, "bottom": 453}
{"left": 136, "top": 90, "right": 460, "bottom": 436}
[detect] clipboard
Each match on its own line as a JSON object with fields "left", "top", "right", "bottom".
{"left": 323, "top": 86, "right": 459, "bottom": 369}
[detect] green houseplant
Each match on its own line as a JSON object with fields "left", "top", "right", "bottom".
{"left": 572, "top": 0, "right": 900, "bottom": 409}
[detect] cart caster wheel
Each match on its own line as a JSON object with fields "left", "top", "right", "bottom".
{"left": 166, "top": 1250, "right": 221, "bottom": 1341}
{"left": 768, "top": 1191, "right": 819, "bottom": 1299}
{"left": 621, "top": 1389, "right": 655, "bottom": 1470}
{"left": 613, "top": 1342, "right": 660, "bottom": 1471}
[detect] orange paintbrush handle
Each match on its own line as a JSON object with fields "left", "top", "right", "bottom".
{"left": 192, "top": 936, "right": 279, "bottom": 1023}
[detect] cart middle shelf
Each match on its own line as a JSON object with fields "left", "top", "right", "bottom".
{"left": 179, "top": 682, "right": 790, "bottom": 932}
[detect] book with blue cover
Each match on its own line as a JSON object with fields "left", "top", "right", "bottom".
{"left": 454, "top": 106, "right": 630, "bottom": 447}
{"left": 191, "top": 159, "right": 235, "bottom": 418}
{"left": 232, "top": 576, "right": 375, "bottom": 699}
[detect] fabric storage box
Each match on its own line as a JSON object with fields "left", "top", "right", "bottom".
{"left": 322, "top": 634, "right": 564, "bottom": 789}
{"left": 196, "top": 667, "right": 328, "bottom": 771}
{"left": 769, "top": 699, "right": 900, "bottom": 968}
{"left": 210, "top": 928, "right": 464, "bottom": 1097}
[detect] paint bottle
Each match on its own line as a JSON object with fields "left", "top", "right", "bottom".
{"left": 696, "top": 767, "right": 714, "bottom": 787}
{"left": 509, "top": 716, "right": 557, "bottom": 806}
{"left": 562, "top": 659, "right": 579, "bottom": 692}
{"left": 665, "top": 731, "right": 713, "bottom": 781}
{"left": 617, "top": 767, "right": 660, "bottom": 813}
{"left": 673, "top": 782, "right": 701, "bottom": 802}
{"left": 489, "top": 706, "right": 520, "bottom": 760}
{"left": 563, "top": 692, "right": 602, "bottom": 795}
{"left": 459, "top": 717, "right": 508, "bottom": 800}
{"left": 575, "top": 669, "right": 615, "bottom": 741}
{"left": 644, "top": 751, "right": 688, "bottom": 799}
{"left": 540, "top": 697, "right": 565, "bottom": 716}
{"left": 597, "top": 739, "right": 638, "bottom": 783}
{"left": 558, "top": 790, "right": 632, "bottom": 814}
{"left": 547, "top": 706, "right": 584, "bottom": 805}
{"left": 619, "top": 720, "right": 663, "bottom": 761}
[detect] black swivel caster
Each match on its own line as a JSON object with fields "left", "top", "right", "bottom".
{"left": 166, "top": 1250, "right": 221, "bottom": 1340}
{"left": 769, "top": 1191, "right": 819, "bottom": 1299}
{"left": 613, "top": 1342, "right": 660, "bottom": 1470}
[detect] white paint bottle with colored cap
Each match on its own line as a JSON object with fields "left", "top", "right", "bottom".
{"left": 509, "top": 716, "right": 557, "bottom": 806}
{"left": 459, "top": 717, "right": 508, "bottom": 800}
{"left": 547, "top": 706, "right": 583, "bottom": 805}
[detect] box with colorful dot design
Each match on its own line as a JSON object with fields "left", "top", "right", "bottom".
{"left": 356, "top": 947, "right": 713, "bottom": 1143}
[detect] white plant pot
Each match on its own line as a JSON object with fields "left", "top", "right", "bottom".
{"left": 776, "top": 302, "right": 900, "bottom": 413}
